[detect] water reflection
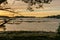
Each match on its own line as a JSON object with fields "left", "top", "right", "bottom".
{"left": 0, "top": 18, "right": 60, "bottom": 32}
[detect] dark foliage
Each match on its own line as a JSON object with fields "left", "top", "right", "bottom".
{"left": 44, "top": 15, "right": 60, "bottom": 19}
{"left": 0, "top": 0, "right": 7, "bottom": 4}
{"left": 55, "top": 23, "right": 60, "bottom": 40}
{"left": 15, "top": 16, "right": 36, "bottom": 18}
{"left": 22, "top": 0, "right": 52, "bottom": 4}
{"left": 22, "top": 0, "right": 52, "bottom": 11}
{"left": 0, "top": 31, "right": 57, "bottom": 40}
{"left": 0, "top": 16, "right": 9, "bottom": 18}
{"left": 57, "top": 23, "right": 60, "bottom": 34}
{"left": 0, "top": 36, "right": 55, "bottom": 40}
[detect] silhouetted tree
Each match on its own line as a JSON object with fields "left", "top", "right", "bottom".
{"left": 0, "top": 0, "right": 7, "bottom": 4}
{"left": 0, "top": 0, "right": 8, "bottom": 10}
{"left": 0, "top": 18, "right": 12, "bottom": 31}
{"left": 57, "top": 23, "right": 60, "bottom": 34}
{"left": 55, "top": 23, "right": 60, "bottom": 40}
{"left": 22, "top": 0, "right": 52, "bottom": 11}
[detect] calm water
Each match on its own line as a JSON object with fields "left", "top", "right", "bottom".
{"left": 2, "top": 18, "right": 59, "bottom": 32}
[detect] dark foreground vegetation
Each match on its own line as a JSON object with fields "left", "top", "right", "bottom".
{"left": 0, "top": 31, "right": 59, "bottom": 40}
{"left": 0, "top": 36, "right": 55, "bottom": 40}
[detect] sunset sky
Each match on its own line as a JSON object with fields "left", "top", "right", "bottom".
{"left": 0, "top": 0, "right": 60, "bottom": 31}
{"left": 0, "top": 0, "right": 60, "bottom": 17}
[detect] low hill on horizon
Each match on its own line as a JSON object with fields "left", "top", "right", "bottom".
{"left": 44, "top": 15, "right": 60, "bottom": 19}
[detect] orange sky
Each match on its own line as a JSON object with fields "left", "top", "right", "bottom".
{"left": 0, "top": 0, "right": 60, "bottom": 17}
{"left": 0, "top": 10, "right": 60, "bottom": 17}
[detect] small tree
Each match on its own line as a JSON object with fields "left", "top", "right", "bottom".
{"left": 57, "top": 23, "right": 60, "bottom": 34}
{"left": 55, "top": 23, "right": 60, "bottom": 40}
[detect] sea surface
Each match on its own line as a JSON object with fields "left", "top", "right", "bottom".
{"left": 0, "top": 18, "right": 59, "bottom": 32}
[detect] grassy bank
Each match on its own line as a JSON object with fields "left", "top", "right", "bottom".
{"left": 0, "top": 31, "right": 59, "bottom": 40}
